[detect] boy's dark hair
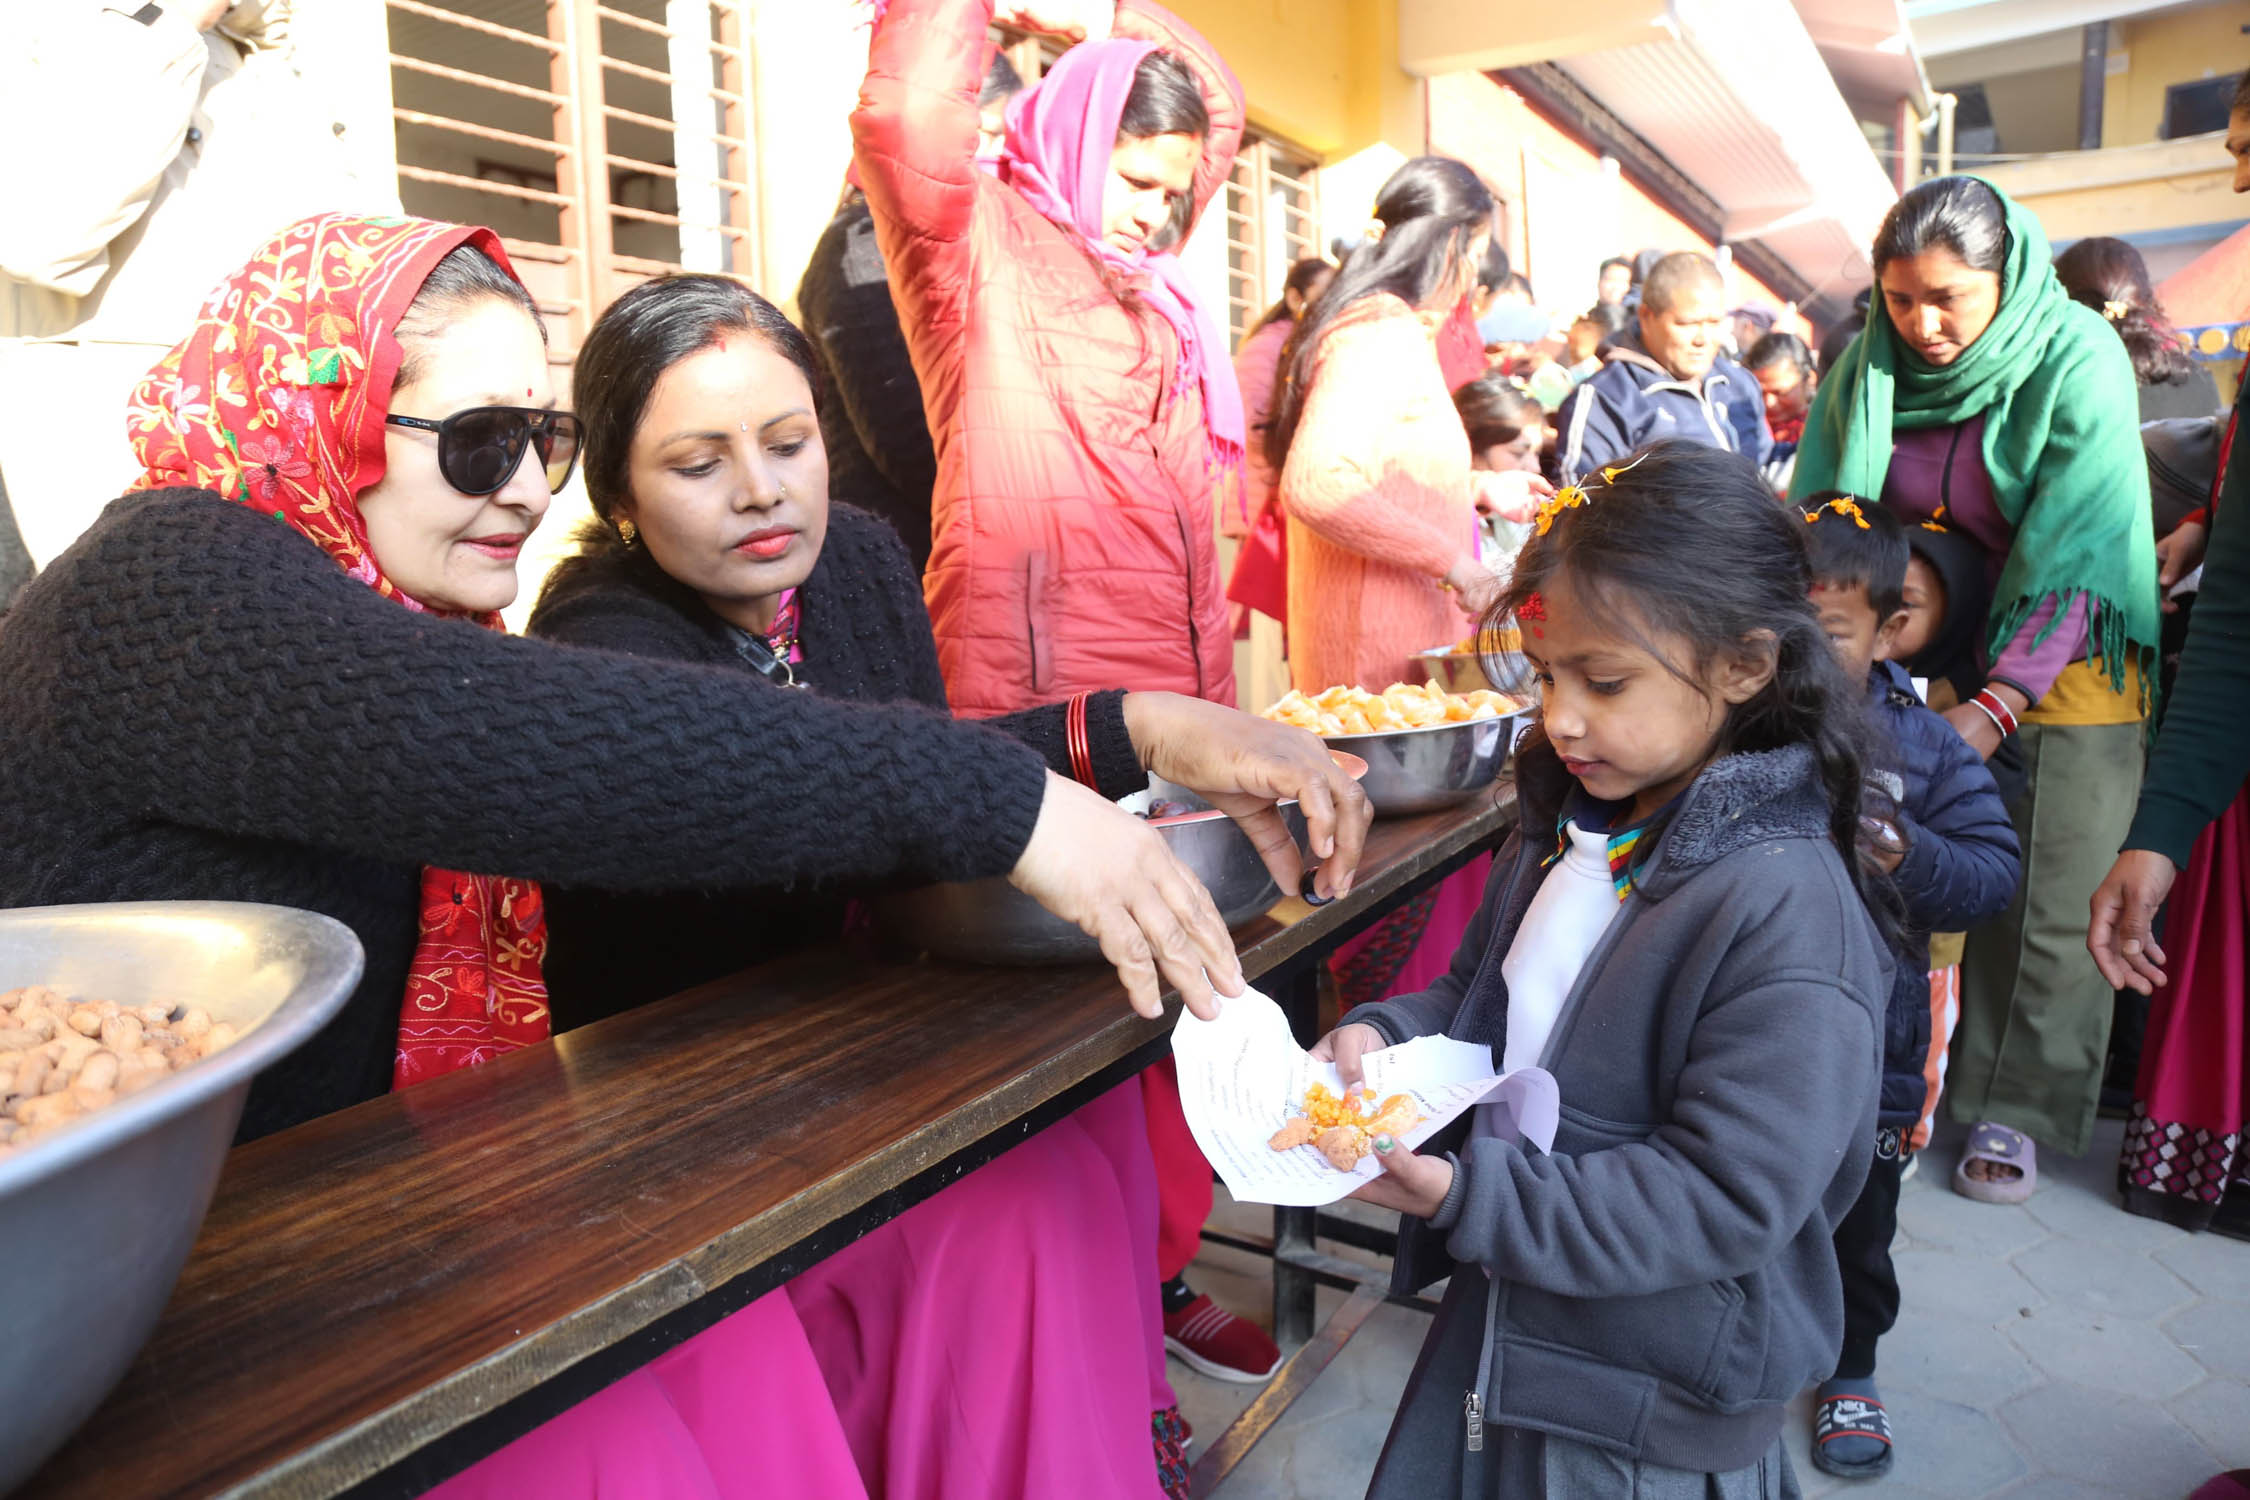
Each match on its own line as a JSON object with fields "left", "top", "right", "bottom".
{"left": 1491, "top": 441, "right": 1897, "bottom": 944}
{"left": 1797, "top": 489, "right": 1908, "bottom": 621}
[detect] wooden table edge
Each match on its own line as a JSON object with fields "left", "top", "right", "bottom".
{"left": 68, "top": 797, "right": 1520, "bottom": 1500}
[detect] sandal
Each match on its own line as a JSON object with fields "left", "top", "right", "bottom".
{"left": 1953, "top": 1120, "right": 2036, "bottom": 1204}
{"left": 1812, "top": 1386, "right": 1894, "bottom": 1479}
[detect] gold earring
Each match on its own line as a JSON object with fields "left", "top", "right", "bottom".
{"left": 617, "top": 516, "right": 637, "bottom": 545}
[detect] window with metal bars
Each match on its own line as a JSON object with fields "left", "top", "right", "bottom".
{"left": 386, "top": 0, "right": 758, "bottom": 363}
{"left": 1224, "top": 136, "right": 1320, "bottom": 349}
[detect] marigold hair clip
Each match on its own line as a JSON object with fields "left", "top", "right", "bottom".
{"left": 1531, "top": 454, "right": 1649, "bottom": 536}
{"left": 2103, "top": 299, "right": 2129, "bottom": 322}
{"left": 1804, "top": 497, "right": 1871, "bottom": 529}
{"left": 1531, "top": 484, "right": 1587, "bottom": 536}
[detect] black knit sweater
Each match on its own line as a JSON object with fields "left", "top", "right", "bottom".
{"left": 526, "top": 502, "right": 1144, "bottom": 1028}
{"left": 0, "top": 491, "right": 1073, "bottom": 1139}
{"left": 794, "top": 193, "right": 940, "bottom": 569}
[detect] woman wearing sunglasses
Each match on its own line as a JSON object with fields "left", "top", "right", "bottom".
{"left": 0, "top": 214, "right": 1364, "bottom": 1496}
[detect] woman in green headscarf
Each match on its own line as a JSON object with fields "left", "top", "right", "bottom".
{"left": 1797, "top": 175, "right": 2157, "bottom": 1204}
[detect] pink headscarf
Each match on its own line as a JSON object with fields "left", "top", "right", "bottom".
{"left": 991, "top": 38, "right": 1245, "bottom": 482}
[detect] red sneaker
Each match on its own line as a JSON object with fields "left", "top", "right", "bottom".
{"left": 1163, "top": 1294, "right": 1282, "bottom": 1383}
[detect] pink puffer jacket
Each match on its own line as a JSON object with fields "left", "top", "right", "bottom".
{"left": 852, "top": 0, "right": 1244, "bottom": 716}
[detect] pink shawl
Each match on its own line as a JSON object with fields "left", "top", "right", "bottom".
{"left": 992, "top": 38, "right": 1245, "bottom": 480}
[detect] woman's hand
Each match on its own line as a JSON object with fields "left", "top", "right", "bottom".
{"left": 1010, "top": 772, "right": 1243, "bottom": 1020}
{"left": 1306, "top": 1021, "right": 1388, "bottom": 1091}
{"left": 1443, "top": 556, "right": 1505, "bottom": 619}
{"left": 1472, "top": 469, "right": 1552, "bottom": 526}
{"left": 2157, "top": 519, "right": 2208, "bottom": 613}
{"left": 1121, "top": 693, "right": 1372, "bottom": 901}
{"left": 992, "top": 0, "right": 1112, "bottom": 41}
{"left": 1350, "top": 1135, "right": 1455, "bottom": 1219}
{"left": 2088, "top": 848, "right": 2178, "bottom": 995}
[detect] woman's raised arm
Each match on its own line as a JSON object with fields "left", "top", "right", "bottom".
{"left": 850, "top": 0, "right": 991, "bottom": 395}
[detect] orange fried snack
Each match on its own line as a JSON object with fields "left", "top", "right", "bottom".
{"left": 1260, "top": 682, "right": 1524, "bottom": 736}
{"left": 1269, "top": 1084, "right": 1422, "bottom": 1172}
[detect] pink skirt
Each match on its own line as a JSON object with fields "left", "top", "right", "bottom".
{"left": 427, "top": 1082, "right": 1170, "bottom": 1500}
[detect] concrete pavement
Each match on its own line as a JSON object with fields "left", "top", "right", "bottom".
{"left": 1174, "top": 1115, "right": 2250, "bottom": 1500}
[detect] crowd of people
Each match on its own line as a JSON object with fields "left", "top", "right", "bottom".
{"left": 2, "top": 1, "right": 2247, "bottom": 1497}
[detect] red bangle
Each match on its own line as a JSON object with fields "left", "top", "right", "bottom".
{"left": 1973, "top": 688, "right": 2020, "bottom": 738}
{"left": 1064, "top": 692, "right": 1096, "bottom": 786}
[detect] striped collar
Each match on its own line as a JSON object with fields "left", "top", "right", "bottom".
{"left": 1541, "top": 813, "right": 1648, "bottom": 902}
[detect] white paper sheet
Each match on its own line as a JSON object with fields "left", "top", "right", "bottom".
{"left": 1171, "top": 986, "right": 1559, "bottom": 1207}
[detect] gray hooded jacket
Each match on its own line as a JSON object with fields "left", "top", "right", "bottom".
{"left": 1349, "top": 742, "right": 1886, "bottom": 1490}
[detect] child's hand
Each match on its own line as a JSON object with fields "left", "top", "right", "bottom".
{"left": 1351, "top": 1133, "right": 1455, "bottom": 1219}
{"left": 1307, "top": 1021, "right": 1386, "bottom": 1092}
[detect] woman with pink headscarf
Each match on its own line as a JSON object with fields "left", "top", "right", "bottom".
{"left": 855, "top": 0, "right": 1287, "bottom": 1436}
{"left": 854, "top": 0, "right": 1245, "bottom": 720}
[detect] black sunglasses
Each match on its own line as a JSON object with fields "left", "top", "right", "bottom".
{"left": 384, "top": 406, "right": 582, "bottom": 497}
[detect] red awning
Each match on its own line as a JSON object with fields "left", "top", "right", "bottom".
{"left": 2158, "top": 223, "right": 2250, "bottom": 357}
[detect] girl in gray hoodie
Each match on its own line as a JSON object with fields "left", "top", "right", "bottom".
{"left": 1315, "top": 441, "right": 1893, "bottom": 1499}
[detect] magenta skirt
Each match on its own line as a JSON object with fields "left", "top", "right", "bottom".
{"left": 428, "top": 1082, "right": 1172, "bottom": 1499}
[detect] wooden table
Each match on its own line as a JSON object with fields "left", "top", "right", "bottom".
{"left": 20, "top": 795, "right": 1511, "bottom": 1500}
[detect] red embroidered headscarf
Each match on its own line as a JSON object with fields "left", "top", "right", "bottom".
{"left": 125, "top": 213, "right": 550, "bottom": 1089}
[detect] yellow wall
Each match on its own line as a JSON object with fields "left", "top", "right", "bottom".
{"left": 1172, "top": 0, "right": 1424, "bottom": 160}
{"left": 1979, "top": 133, "right": 2240, "bottom": 241}
{"left": 2102, "top": 5, "right": 2250, "bottom": 150}
{"left": 1172, "top": 0, "right": 1353, "bottom": 153}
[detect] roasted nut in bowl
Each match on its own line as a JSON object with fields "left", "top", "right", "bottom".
{"left": 1321, "top": 712, "right": 1524, "bottom": 816}
{"left": 876, "top": 793, "right": 1311, "bottom": 965}
{"left": 0, "top": 902, "right": 364, "bottom": 1495}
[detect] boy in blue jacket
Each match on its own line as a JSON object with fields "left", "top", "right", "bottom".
{"left": 1800, "top": 494, "right": 2023, "bottom": 1479}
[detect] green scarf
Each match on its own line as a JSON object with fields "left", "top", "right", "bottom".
{"left": 1794, "top": 179, "right": 2156, "bottom": 709}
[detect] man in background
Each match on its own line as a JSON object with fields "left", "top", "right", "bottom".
{"left": 1557, "top": 250, "right": 1771, "bottom": 478}
{"left": 0, "top": 0, "right": 390, "bottom": 600}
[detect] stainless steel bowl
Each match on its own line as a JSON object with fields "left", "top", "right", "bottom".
{"left": 0, "top": 902, "right": 364, "bottom": 1496}
{"left": 876, "top": 784, "right": 1309, "bottom": 966}
{"left": 1322, "top": 712, "right": 1526, "bottom": 816}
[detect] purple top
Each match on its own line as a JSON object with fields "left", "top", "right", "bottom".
{"left": 1880, "top": 415, "right": 2089, "bottom": 703}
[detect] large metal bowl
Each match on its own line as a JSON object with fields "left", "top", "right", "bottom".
{"left": 1322, "top": 712, "right": 1527, "bottom": 816}
{"left": 877, "top": 783, "right": 1313, "bottom": 966}
{"left": 0, "top": 902, "right": 364, "bottom": 1496}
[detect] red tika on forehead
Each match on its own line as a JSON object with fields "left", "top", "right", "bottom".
{"left": 1518, "top": 593, "right": 1547, "bottom": 621}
